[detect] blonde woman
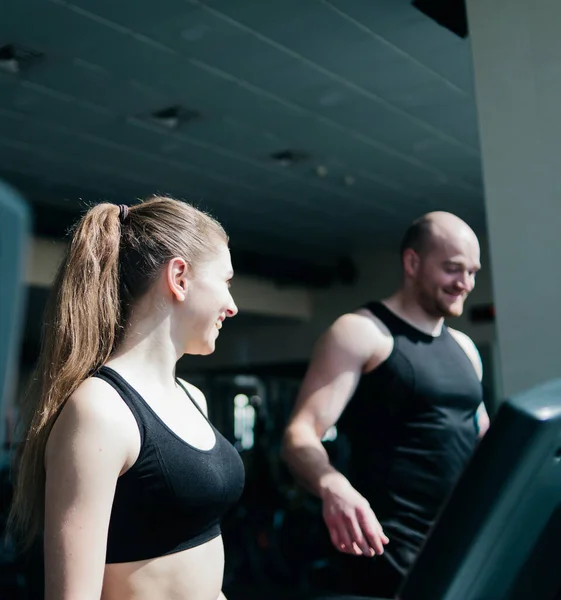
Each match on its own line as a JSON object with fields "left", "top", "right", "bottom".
{"left": 9, "top": 196, "right": 244, "bottom": 600}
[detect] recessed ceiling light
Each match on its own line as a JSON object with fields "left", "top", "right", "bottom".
{"left": 270, "top": 150, "right": 310, "bottom": 167}
{"left": 149, "top": 105, "right": 201, "bottom": 130}
{"left": 0, "top": 44, "right": 44, "bottom": 74}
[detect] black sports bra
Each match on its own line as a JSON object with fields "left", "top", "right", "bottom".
{"left": 93, "top": 366, "right": 245, "bottom": 564}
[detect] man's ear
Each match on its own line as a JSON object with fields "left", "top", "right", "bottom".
{"left": 166, "top": 257, "right": 190, "bottom": 301}
{"left": 402, "top": 248, "right": 421, "bottom": 278}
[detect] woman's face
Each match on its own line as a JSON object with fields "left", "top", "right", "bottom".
{"left": 178, "top": 242, "right": 238, "bottom": 356}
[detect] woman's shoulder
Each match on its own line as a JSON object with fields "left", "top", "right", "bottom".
{"left": 67, "top": 375, "right": 137, "bottom": 425}
{"left": 46, "top": 376, "right": 140, "bottom": 469}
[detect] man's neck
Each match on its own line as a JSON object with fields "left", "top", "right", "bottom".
{"left": 382, "top": 291, "right": 444, "bottom": 337}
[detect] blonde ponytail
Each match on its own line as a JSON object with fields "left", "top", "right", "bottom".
{"left": 9, "top": 203, "right": 123, "bottom": 549}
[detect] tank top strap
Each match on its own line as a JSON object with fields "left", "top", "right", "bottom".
{"left": 93, "top": 365, "right": 147, "bottom": 445}
{"left": 363, "top": 301, "right": 427, "bottom": 339}
{"left": 364, "top": 301, "right": 396, "bottom": 329}
{"left": 175, "top": 378, "right": 214, "bottom": 428}
{"left": 362, "top": 301, "right": 444, "bottom": 343}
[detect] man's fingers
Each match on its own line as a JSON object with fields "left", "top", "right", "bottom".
{"left": 344, "top": 512, "right": 373, "bottom": 556}
{"left": 329, "top": 525, "right": 341, "bottom": 550}
{"left": 325, "top": 500, "right": 390, "bottom": 556}
{"left": 328, "top": 520, "right": 355, "bottom": 554}
{"left": 357, "top": 508, "right": 389, "bottom": 555}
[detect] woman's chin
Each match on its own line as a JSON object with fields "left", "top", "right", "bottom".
{"left": 203, "top": 328, "right": 221, "bottom": 354}
{"left": 184, "top": 327, "right": 220, "bottom": 356}
{"left": 201, "top": 342, "right": 216, "bottom": 356}
{"left": 184, "top": 338, "right": 216, "bottom": 356}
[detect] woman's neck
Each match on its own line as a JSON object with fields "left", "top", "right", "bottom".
{"left": 107, "top": 300, "right": 182, "bottom": 389}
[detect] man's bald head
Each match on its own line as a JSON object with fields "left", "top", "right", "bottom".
{"left": 399, "top": 212, "right": 481, "bottom": 318}
{"left": 399, "top": 212, "right": 479, "bottom": 261}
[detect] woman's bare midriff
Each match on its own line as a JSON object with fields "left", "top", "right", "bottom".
{"left": 101, "top": 536, "right": 224, "bottom": 600}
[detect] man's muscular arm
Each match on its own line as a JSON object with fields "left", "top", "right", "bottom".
{"left": 282, "top": 312, "right": 389, "bottom": 556}
{"left": 282, "top": 314, "right": 365, "bottom": 495}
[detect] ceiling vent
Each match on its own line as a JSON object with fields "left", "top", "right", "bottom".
{"left": 149, "top": 105, "right": 201, "bottom": 130}
{"left": 0, "top": 44, "right": 44, "bottom": 74}
{"left": 270, "top": 150, "right": 310, "bottom": 167}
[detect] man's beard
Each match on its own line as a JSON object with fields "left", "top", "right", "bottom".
{"left": 417, "top": 285, "right": 462, "bottom": 319}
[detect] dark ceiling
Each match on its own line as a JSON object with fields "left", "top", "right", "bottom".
{"left": 0, "top": 0, "right": 484, "bottom": 271}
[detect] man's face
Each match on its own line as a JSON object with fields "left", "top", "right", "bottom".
{"left": 412, "top": 235, "right": 481, "bottom": 318}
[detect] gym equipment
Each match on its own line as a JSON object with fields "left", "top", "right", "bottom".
{"left": 399, "top": 378, "right": 561, "bottom": 600}
{"left": 0, "top": 181, "right": 30, "bottom": 452}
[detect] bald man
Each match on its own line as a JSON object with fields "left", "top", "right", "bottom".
{"left": 282, "top": 212, "right": 490, "bottom": 598}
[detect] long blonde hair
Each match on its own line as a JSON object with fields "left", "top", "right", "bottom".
{"left": 8, "top": 195, "right": 227, "bottom": 550}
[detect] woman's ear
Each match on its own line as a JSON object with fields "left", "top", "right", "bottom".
{"left": 166, "top": 257, "right": 190, "bottom": 301}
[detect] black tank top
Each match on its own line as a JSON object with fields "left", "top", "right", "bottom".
{"left": 93, "top": 366, "right": 245, "bottom": 564}
{"left": 339, "top": 302, "right": 482, "bottom": 575}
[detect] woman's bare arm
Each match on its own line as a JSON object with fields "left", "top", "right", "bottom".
{"left": 44, "top": 378, "right": 137, "bottom": 600}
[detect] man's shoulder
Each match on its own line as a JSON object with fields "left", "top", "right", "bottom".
{"left": 447, "top": 326, "right": 477, "bottom": 351}
{"left": 322, "top": 306, "right": 393, "bottom": 366}
{"left": 447, "top": 327, "right": 483, "bottom": 380}
{"left": 332, "top": 305, "right": 390, "bottom": 338}
{"left": 354, "top": 303, "right": 394, "bottom": 338}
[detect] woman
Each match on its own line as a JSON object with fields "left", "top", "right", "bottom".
{"left": 9, "top": 195, "right": 244, "bottom": 600}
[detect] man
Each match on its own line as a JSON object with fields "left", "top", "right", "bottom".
{"left": 282, "top": 211, "right": 490, "bottom": 598}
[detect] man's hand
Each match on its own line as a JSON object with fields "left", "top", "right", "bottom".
{"left": 320, "top": 472, "right": 389, "bottom": 557}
